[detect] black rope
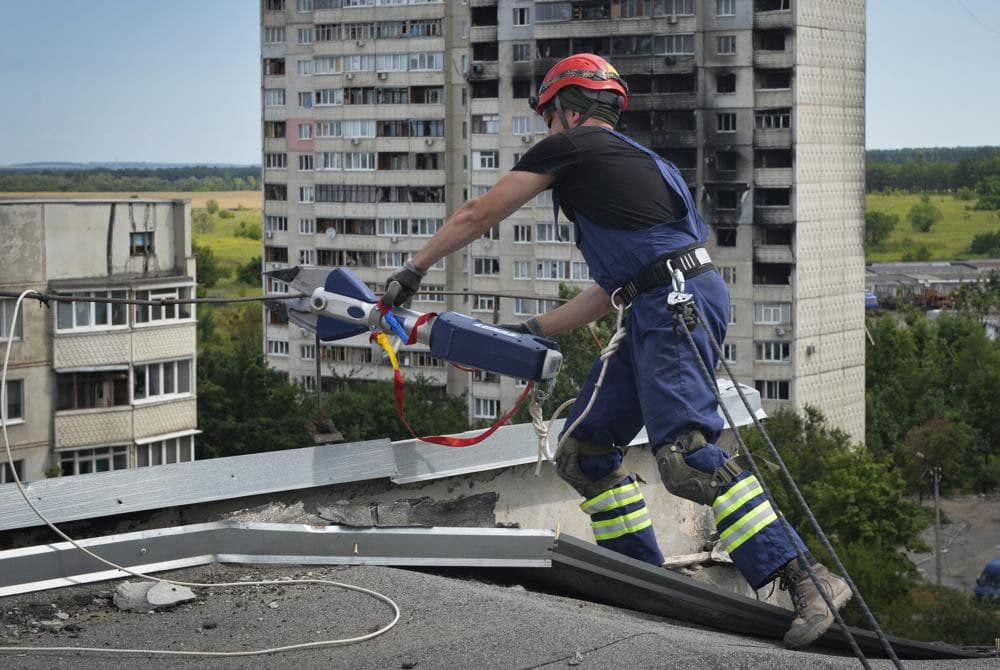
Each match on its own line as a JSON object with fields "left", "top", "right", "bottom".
{"left": 671, "top": 299, "right": 905, "bottom": 668}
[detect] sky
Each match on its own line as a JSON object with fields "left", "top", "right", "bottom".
{"left": 0, "top": 0, "right": 998, "bottom": 165}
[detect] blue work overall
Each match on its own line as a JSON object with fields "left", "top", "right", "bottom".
{"left": 557, "top": 129, "right": 800, "bottom": 588}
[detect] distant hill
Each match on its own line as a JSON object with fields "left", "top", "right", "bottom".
{"left": 1, "top": 162, "right": 259, "bottom": 171}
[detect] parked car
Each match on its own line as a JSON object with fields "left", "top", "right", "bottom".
{"left": 974, "top": 558, "right": 1000, "bottom": 600}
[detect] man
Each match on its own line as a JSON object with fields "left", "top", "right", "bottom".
{"left": 383, "top": 53, "right": 850, "bottom": 649}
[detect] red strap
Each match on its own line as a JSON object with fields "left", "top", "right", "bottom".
{"left": 393, "top": 370, "right": 532, "bottom": 447}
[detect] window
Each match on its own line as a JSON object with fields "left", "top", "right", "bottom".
{"left": 299, "top": 218, "right": 316, "bottom": 234}
{"left": 755, "top": 188, "right": 791, "bottom": 207}
{"left": 265, "top": 215, "right": 288, "bottom": 232}
{"left": 298, "top": 59, "right": 313, "bottom": 76}
{"left": 717, "top": 0, "right": 736, "bottom": 16}
{"left": 717, "top": 228, "right": 737, "bottom": 247}
{"left": 512, "top": 116, "right": 532, "bottom": 135}
{"left": 265, "top": 152, "right": 287, "bottom": 169}
{"left": 473, "top": 150, "right": 499, "bottom": 169}
{"left": 298, "top": 92, "right": 313, "bottom": 108}
{"left": 132, "top": 359, "right": 192, "bottom": 402}
{"left": 299, "top": 154, "right": 313, "bottom": 171}
{"left": 513, "top": 260, "right": 531, "bottom": 279}
{"left": 299, "top": 122, "right": 313, "bottom": 139}
{"left": 264, "top": 26, "right": 286, "bottom": 44}
{"left": 536, "top": 259, "right": 570, "bottom": 280}
{"left": 301, "top": 344, "right": 316, "bottom": 360}
{"left": 1, "top": 459, "right": 24, "bottom": 484}
{"left": 716, "top": 72, "right": 736, "bottom": 93}
{"left": 513, "top": 224, "right": 532, "bottom": 243}
{"left": 416, "top": 284, "right": 446, "bottom": 303}
{"left": 299, "top": 186, "right": 315, "bottom": 203}
{"left": 754, "top": 302, "right": 792, "bottom": 324}
{"left": 571, "top": 262, "right": 590, "bottom": 280}
{"left": 514, "top": 298, "right": 535, "bottom": 315}
{"left": 654, "top": 0, "right": 694, "bottom": 14}
{"left": 2, "top": 379, "right": 23, "bottom": 426}
{"left": 475, "top": 397, "right": 501, "bottom": 419}
{"left": 408, "top": 52, "right": 443, "bottom": 71}
{"left": 756, "top": 341, "right": 791, "bottom": 362}
{"left": 265, "top": 0, "right": 285, "bottom": 10}
{"left": 315, "top": 88, "right": 343, "bottom": 106}
{"left": 267, "top": 340, "right": 290, "bottom": 357}
{"left": 60, "top": 446, "right": 129, "bottom": 475}
{"left": 344, "top": 152, "right": 375, "bottom": 170}
{"left": 314, "top": 56, "right": 342, "bottom": 74}
{"left": 654, "top": 34, "right": 695, "bottom": 55}
{"left": 717, "top": 35, "right": 736, "bottom": 55}
{"left": 471, "top": 114, "right": 500, "bottom": 134}
{"left": 56, "top": 290, "right": 128, "bottom": 331}
{"left": 56, "top": 370, "right": 129, "bottom": 410}
{"left": 298, "top": 27, "right": 313, "bottom": 44}
{"left": 268, "top": 277, "right": 289, "bottom": 294}
{"left": 756, "top": 108, "right": 791, "bottom": 129}
{"left": 716, "top": 113, "right": 737, "bottom": 132}
{"left": 720, "top": 266, "right": 737, "bottom": 284}
{"left": 301, "top": 375, "right": 316, "bottom": 392}
{"left": 136, "top": 435, "right": 195, "bottom": 467}
{"left": 299, "top": 249, "right": 315, "bottom": 265}
{"left": 513, "top": 7, "right": 530, "bottom": 26}
{"left": 536, "top": 223, "right": 571, "bottom": 243}
{"left": 130, "top": 232, "right": 153, "bottom": 256}
{"left": 715, "top": 189, "right": 738, "bottom": 210}
{"left": 0, "top": 299, "right": 22, "bottom": 340}
{"left": 512, "top": 43, "right": 531, "bottom": 62}
{"left": 729, "top": 303, "right": 737, "bottom": 325}
{"left": 473, "top": 295, "right": 496, "bottom": 312}
{"left": 723, "top": 343, "right": 737, "bottom": 363}
{"left": 473, "top": 257, "right": 500, "bottom": 276}
{"left": 755, "top": 379, "right": 790, "bottom": 401}
{"left": 134, "top": 287, "right": 193, "bottom": 324}
{"left": 316, "top": 120, "right": 341, "bottom": 138}
{"left": 297, "top": 0, "right": 313, "bottom": 11}
{"left": 264, "top": 88, "right": 286, "bottom": 106}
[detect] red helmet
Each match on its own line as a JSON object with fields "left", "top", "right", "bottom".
{"left": 534, "top": 53, "right": 629, "bottom": 115}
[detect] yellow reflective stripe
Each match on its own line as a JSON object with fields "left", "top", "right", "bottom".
{"left": 719, "top": 500, "right": 777, "bottom": 553}
{"left": 713, "top": 479, "right": 764, "bottom": 524}
{"left": 712, "top": 476, "right": 757, "bottom": 510}
{"left": 725, "top": 510, "right": 778, "bottom": 553}
{"left": 580, "top": 480, "right": 641, "bottom": 515}
{"left": 592, "top": 508, "right": 653, "bottom": 541}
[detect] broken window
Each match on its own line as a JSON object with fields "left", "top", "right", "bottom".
{"left": 129, "top": 231, "right": 154, "bottom": 256}
{"left": 717, "top": 227, "right": 738, "bottom": 247}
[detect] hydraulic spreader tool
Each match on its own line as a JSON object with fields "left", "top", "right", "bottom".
{"left": 264, "top": 266, "right": 563, "bottom": 383}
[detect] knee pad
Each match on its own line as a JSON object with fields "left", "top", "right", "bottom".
{"left": 554, "top": 436, "right": 629, "bottom": 499}
{"left": 656, "top": 431, "right": 744, "bottom": 506}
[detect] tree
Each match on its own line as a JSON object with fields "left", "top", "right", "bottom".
{"left": 193, "top": 209, "right": 212, "bottom": 234}
{"left": 864, "top": 210, "right": 898, "bottom": 247}
{"left": 192, "top": 241, "right": 227, "bottom": 288}
{"left": 204, "top": 199, "right": 220, "bottom": 215}
{"left": 907, "top": 195, "right": 943, "bottom": 233}
{"left": 237, "top": 256, "right": 263, "bottom": 286}
{"left": 322, "top": 374, "right": 469, "bottom": 442}
{"left": 968, "top": 231, "right": 1000, "bottom": 256}
{"left": 197, "top": 336, "right": 314, "bottom": 458}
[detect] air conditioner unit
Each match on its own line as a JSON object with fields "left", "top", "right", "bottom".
{"left": 664, "top": 56, "right": 676, "bottom": 65}
{"left": 350, "top": 137, "right": 361, "bottom": 145}
{"left": 774, "top": 327, "right": 787, "bottom": 337}
{"left": 356, "top": 40, "right": 365, "bottom": 47}
{"left": 521, "top": 135, "right": 532, "bottom": 144}
{"left": 667, "top": 15, "right": 678, "bottom": 24}
{"left": 389, "top": 236, "right": 399, "bottom": 243}
{"left": 377, "top": 71, "right": 388, "bottom": 80}
{"left": 265, "top": 230, "right": 274, "bottom": 239}
{"left": 424, "top": 138, "right": 435, "bottom": 146}
{"left": 472, "top": 63, "right": 484, "bottom": 74}
{"left": 299, "top": 328, "right": 310, "bottom": 338}
{"left": 345, "top": 72, "right": 354, "bottom": 80}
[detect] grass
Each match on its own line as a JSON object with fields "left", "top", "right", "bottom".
{"left": 866, "top": 192, "right": 1000, "bottom": 262}
{"left": 193, "top": 205, "right": 263, "bottom": 299}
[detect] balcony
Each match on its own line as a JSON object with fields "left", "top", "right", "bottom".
{"left": 754, "top": 129, "right": 792, "bottom": 148}
{"left": 754, "top": 10, "right": 794, "bottom": 30}
{"left": 753, "top": 50, "right": 794, "bottom": 69}
{"left": 55, "top": 406, "right": 133, "bottom": 450}
{"left": 53, "top": 331, "right": 130, "bottom": 370}
{"left": 754, "top": 245, "right": 795, "bottom": 264}
{"left": 753, "top": 167, "right": 793, "bottom": 186}
{"left": 470, "top": 26, "right": 497, "bottom": 42}
{"left": 754, "top": 207, "right": 795, "bottom": 225}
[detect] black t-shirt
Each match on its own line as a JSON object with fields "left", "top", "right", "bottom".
{"left": 512, "top": 126, "right": 686, "bottom": 230}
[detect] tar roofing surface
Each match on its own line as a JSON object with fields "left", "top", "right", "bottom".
{"left": 1, "top": 564, "right": 997, "bottom": 670}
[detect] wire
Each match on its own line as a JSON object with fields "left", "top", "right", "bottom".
{"left": 955, "top": 0, "right": 1000, "bottom": 35}
{"left": 0, "top": 290, "right": 401, "bottom": 658}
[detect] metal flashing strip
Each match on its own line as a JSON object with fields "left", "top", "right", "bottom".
{"left": 546, "top": 535, "right": 986, "bottom": 661}
{"left": 0, "top": 523, "right": 556, "bottom": 597}
{"left": 0, "top": 523, "right": 984, "bottom": 661}
{"left": 0, "top": 439, "right": 396, "bottom": 531}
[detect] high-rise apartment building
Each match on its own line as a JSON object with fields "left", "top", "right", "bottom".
{"left": 0, "top": 199, "right": 200, "bottom": 482}
{"left": 260, "top": 0, "right": 865, "bottom": 441}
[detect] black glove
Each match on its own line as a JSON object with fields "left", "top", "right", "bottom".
{"left": 498, "top": 316, "right": 545, "bottom": 337}
{"left": 382, "top": 260, "right": 426, "bottom": 308}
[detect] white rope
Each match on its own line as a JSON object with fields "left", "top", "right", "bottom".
{"left": 0, "top": 290, "right": 400, "bottom": 658}
{"left": 529, "top": 300, "right": 630, "bottom": 473}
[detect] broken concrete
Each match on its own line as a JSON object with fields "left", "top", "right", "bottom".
{"left": 113, "top": 581, "right": 196, "bottom": 612}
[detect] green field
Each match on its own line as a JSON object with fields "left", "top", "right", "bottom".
{"left": 866, "top": 192, "right": 1000, "bottom": 262}
{"left": 192, "top": 204, "right": 262, "bottom": 298}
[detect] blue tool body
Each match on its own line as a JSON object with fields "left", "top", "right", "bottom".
{"left": 316, "top": 268, "right": 376, "bottom": 341}
{"left": 429, "top": 312, "right": 557, "bottom": 382}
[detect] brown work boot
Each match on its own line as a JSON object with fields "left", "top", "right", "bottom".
{"left": 779, "top": 558, "right": 852, "bottom": 649}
